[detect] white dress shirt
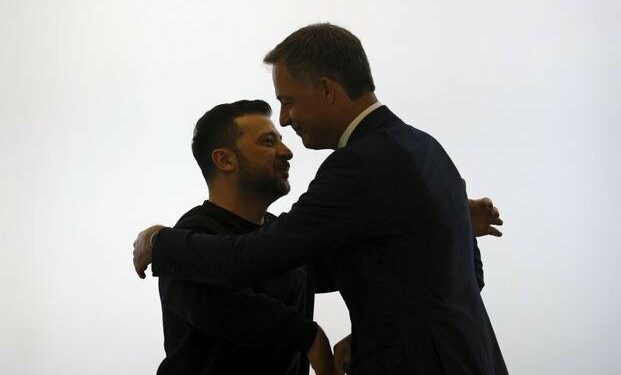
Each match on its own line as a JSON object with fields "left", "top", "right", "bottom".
{"left": 337, "top": 101, "right": 384, "bottom": 148}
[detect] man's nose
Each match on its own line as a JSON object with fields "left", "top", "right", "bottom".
{"left": 278, "top": 142, "right": 293, "bottom": 160}
{"left": 279, "top": 107, "right": 291, "bottom": 127}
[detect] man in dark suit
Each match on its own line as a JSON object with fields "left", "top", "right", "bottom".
{"left": 134, "top": 23, "right": 507, "bottom": 374}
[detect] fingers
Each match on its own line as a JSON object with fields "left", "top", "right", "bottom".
{"left": 333, "top": 335, "right": 352, "bottom": 375}
{"left": 484, "top": 200, "right": 503, "bottom": 236}
{"left": 136, "top": 254, "right": 147, "bottom": 278}
{"left": 136, "top": 265, "right": 146, "bottom": 279}
{"left": 489, "top": 207, "right": 503, "bottom": 226}
{"left": 333, "top": 353, "right": 346, "bottom": 375}
{"left": 333, "top": 345, "right": 346, "bottom": 375}
{"left": 133, "top": 230, "right": 150, "bottom": 279}
{"left": 490, "top": 217, "right": 503, "bottom": 226}
{"left": 480, "top": 197, "right": 493, "bottom": 207}
{"left": 133, "top": 243, "right": 147, "bottom": 278}
{"left": 491, "top": 206, "right": 500, "bottom": 218}
{"left": 132, "top": 225, "right": 165, "bottom": 279}
{"left": 483, "top": 198, "right": 503, "bottom": 226}
{"left": 487, "top": 226, "right": 503, "bottom": 237}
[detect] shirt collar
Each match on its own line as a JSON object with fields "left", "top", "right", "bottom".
{"left": 338, "top": 102, "right": 384, "bottom": 148}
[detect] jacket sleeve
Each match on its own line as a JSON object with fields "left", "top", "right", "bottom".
{"left": 309, "top": 259, "right": 338, "bottom": 294}
{"left": 472, "top": 236, "right": 485, "bottom": 291}
{"left": 152, "top": 151, "right": 365, "bottom": 285}
{"left": 159, "top": 276, "right": 317, "bottom": 352}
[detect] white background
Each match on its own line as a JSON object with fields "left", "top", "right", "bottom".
{"left": 1, "top": 1, "right": 620, "bottom": 374}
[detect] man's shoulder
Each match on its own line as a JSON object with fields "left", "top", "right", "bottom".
{"left": 173, "top": 203, "right": 218, "bottom": 233}
{"left": 316, "top": 119, "right": 442, "bottom": 188}
{"left": 326, "top": 124, "right": 428, "bottom": 163}
{"left": 349, "top": 116, "right": 437, "bottom": 161}
{"left": 264, "top": 212, "right": 277, "bottom": 223}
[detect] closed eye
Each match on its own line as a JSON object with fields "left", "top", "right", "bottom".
{"left": 278, "top": 96, "right": 293, "bottom": 107}
{"left": 261, "top": 134, "right": 277, "bottom": 146}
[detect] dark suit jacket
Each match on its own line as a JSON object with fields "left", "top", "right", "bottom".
{"left": 153, "top": 106, "right": 507, "bottom": 375}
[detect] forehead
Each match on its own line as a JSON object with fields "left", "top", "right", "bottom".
{"left": 234, "top": 113, "right": 279, "bottom": 138}
{"left": 272, "top": 61, "right": 307, "bottom": 96}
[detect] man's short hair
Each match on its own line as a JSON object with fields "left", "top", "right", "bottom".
{"left": 192, "top": 99, "right": 272, "bottom": 182}
{"left": 264, "top": 23, "right": 375, "bottom": 99}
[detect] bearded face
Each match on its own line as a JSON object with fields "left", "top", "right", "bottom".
{"left": 232, "top": 114, "right": 293, "bottom": 205}
{"left": 236, "top": 149, "right": 290, "bottom": 204}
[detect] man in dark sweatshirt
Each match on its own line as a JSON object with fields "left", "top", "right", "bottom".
{"left": 156, "top": 99, "right": 336, "bottom": 375}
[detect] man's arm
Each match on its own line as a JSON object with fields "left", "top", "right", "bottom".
{"left": 134, "top": 151, "right": 365, "bottom": 284}
{"left": 310, "top": 259, "right": 338, "bottom": 294}
{"left": 160, "top": 277, "right": 317, "bottom": 350}
{"left": 134, "top": 196, "right": 503, "bottom": 284}
{"left": 133, "top": 159, "right": 503, "bottom": 285}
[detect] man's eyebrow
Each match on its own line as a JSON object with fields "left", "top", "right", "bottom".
{"left": 259, "top": 131, "right": 283, "bottom": 140}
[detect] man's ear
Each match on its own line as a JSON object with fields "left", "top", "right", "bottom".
{"left": 211, "top": 148, "right": 237, "bottom": 174}
{"left": 318, "top": 77, "right": 338, "bottom": 104}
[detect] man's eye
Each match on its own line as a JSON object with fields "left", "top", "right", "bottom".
{"left": 263, "top": 138, "right": 275, "bottom": 145}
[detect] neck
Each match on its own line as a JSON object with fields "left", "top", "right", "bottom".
{"left": 331, "top": 92, "right": 379, "bottom": 149}
{"left": 351, "top": 92, "right": 379, "bottom": 119}
{"left": 207, "top": 180, "right": 268, "bottom": 225}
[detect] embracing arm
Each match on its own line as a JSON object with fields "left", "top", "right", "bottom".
{"left": 309, "top": 259, "right": 338, "bottom": 294}
{"left": 136, "top": 152, "right": 365, "bottom": 285}
{"left": 134, "top": 159, "right": 503, "bottom": 286}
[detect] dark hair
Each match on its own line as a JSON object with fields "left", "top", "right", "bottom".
{"left": 264, "top": 23, "right": 375, "bottom": 99}
{"left": 192, "top": 99, "right": 272, "bottom": 182}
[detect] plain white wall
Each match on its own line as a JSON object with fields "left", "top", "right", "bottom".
{"left": 1, "top": 0, "right": 619, "bottom": 374}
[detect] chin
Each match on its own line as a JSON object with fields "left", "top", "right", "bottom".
{"left": 302, "top": 135, "right": 332, "bottom": 150}
{"left": 302, "top": 137, "right": 321, "bottom": 150}
{"left": 266, "top": 185, "right": 290, "bottom": 205}
{"left": 269, "top": 182, "right": 290, "bottom": 199}
{"left": 279, "top": 182, "right": 291, "bottom": 196}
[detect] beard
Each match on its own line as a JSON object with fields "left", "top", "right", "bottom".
{"left": 236, "top": 153, "right": 290, "bottom": 204}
